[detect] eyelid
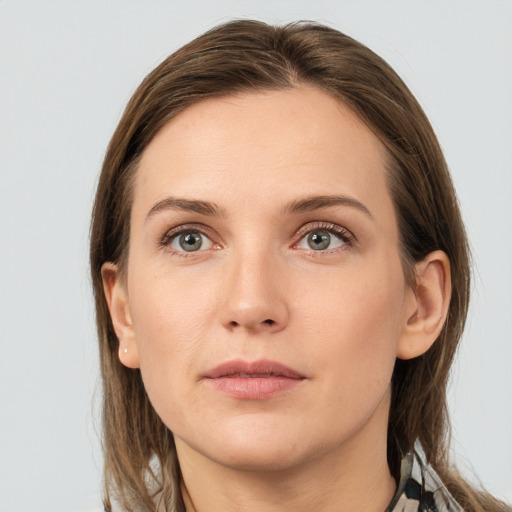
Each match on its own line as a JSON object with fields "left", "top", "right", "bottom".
{"left": 160, "top": 223, "right": 221, "bottom": 250}
{"left": 293, "top": 221, "right": 357, "bottom": 247}
{"left": 158, "top": 221, "right": 355, "bottom": 254}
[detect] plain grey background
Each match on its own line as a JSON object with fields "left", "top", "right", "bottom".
{"left": 1, "top": 1, "right": 511, "bottom": 511}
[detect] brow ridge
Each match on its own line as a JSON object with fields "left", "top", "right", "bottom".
{"left": 283, "top": 194, "right": 372, "bottom": 217}
{"left": 146, "top": 197, "right": 223, "bottom": 220}
{"left": 146, "top": 194, "right": 371, "bottom": 221}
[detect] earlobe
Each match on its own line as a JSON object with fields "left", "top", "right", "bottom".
{"left": 101, "top": 262, "right": 140, "bottom": 369}
{"left": 397, "top": 251, "right": 451, "bottom": 360}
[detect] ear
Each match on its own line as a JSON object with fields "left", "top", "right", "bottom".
{"left": 101, "top": 262, "right": 140, "bottom": 369}
{"left": 397, "top": 250, "right": 451, "bottom": 360}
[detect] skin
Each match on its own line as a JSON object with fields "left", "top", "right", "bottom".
{"left": 103, "top": 86, "right": 451, "bottom": 512}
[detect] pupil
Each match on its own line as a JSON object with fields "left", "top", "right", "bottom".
{"left": 308, "top": 231, "right": 330, "bottom": 250}
{"left": 180, "top": 233, "right": 202, "bottom": 252}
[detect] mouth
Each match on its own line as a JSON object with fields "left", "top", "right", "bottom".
{"left": 203, "top": 359, "right": 306, "bottom": 399}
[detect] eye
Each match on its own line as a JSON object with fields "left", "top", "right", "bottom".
{"left": 167, "top": 230, "right": 214, "bottom": 253}
{"left": 297, "top": 229, "right": 344, "bottom": 251}
{"left": 295, "top": 224, "right": 354, "bottom": 252}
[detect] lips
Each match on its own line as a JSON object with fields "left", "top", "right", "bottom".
{"left": 204, "top": 359, "right": 304, "bottom": 379}
{"left": 203, "top": 359, "right": 306, "bottom": 399}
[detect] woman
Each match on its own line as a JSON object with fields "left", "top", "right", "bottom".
{"left": 90, "top": 20, "right": 510, "bottom": 512}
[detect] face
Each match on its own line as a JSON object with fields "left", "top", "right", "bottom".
{"left": 110, "top": 87, "right": 419, "bottom": 472}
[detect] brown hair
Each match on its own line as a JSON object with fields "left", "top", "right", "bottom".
{"left": 90, "top": 19, "right": 508, "bottom": 512}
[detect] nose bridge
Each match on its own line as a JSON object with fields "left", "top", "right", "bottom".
{"left": 218, "top": 241, "right": 289, "bottom": 333}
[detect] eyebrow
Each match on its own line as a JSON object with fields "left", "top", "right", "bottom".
{"left": 146, "top": 197, "right": 224, "bottom": 221}
{"left": 145, "top": 194, "right": 372, "bottom": 221}
{"left": 282, "top": 195, "right": 372, "bottom": 218}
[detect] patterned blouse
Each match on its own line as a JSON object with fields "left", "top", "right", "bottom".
{"left": 388, "top": 442, "right": 463, "bottom": 512}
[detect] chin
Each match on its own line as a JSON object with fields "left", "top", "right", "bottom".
{"left": 176, "top": 418, "right": 316, "bottom": 473}
{"left": 210, "top": 440, "right": 309, "bottom": 473}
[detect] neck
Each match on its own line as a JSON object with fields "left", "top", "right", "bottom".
{"left": 177, "top": 393, "right": 396, "bottom": 512}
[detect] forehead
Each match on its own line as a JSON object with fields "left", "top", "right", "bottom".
{"left": 133, "top": 86, "right": 393, "bottom": 221}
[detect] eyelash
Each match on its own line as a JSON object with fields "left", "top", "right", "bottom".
{"left": 159, "top": 221, "right": 356, "bottom": 256}
{"left": 159, "top": 223, "right": 219, "bottom": 257}
{"left": 293, "top": 221, "right": 357, "bottom": 252}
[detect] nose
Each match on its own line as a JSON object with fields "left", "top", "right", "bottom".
{"left": 218, "top": 248, "right": 289, "bottom": 334}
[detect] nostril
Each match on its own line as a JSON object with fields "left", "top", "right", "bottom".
{"left": 226, "top": 318, "right": 277, "bottom": 329}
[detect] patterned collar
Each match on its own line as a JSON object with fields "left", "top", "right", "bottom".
{"left": 387, "top": 442, "right": 463, "bottom": 512}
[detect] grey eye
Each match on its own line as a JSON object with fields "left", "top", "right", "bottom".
{"left": 307, "top": 230, "right": 331, "bottom": 250}
{"left": 167, "top": 229, "right": 214, "bottom": 253}
{"left": 296, "top": 228, "right": 346, "bottom": 252}
{"left": 178, "top": 232, "right": 203, "bottom": 252}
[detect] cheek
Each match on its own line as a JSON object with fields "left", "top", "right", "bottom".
{"left": 127, "top": 268, "right": 217, "bottom": 398}
{"left": 300, "top": 259, "right": 406, "bottom": 383}
{"left": 130, "top": 264, "right": 215, "bottom": 343}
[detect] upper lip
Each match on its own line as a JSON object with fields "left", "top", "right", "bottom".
{"left": 203, "top": 359, "right": 305, "bottom": 379}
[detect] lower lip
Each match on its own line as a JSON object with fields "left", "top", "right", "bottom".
{"left": 206, "top": 376, "right": 303, "bottom": 399}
